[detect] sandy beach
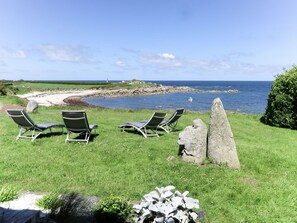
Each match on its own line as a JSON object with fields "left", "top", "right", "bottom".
{"left": 18, "top": 89, "right": 101, "bottom": 107}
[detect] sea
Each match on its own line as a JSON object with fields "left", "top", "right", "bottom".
{"left": 82, "top": 81, "right": 273, "bottom": 114}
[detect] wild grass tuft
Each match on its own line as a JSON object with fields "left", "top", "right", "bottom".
{"left": 0, "top": 185, "right": 18, "bottom": 202}
{"left": 36, "top": 192, "right": 60, "bottom": 210}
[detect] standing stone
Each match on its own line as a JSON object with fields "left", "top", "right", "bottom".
{"left": 26, "top": 100, "right": 38, "bottom": 113}
{"left": 178, "top": 119, "right": 207, "bottom": 165}
{"left": 208, "top": 98, "right": 240, "bottom": 169}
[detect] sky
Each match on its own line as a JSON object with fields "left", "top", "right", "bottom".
{"left": 0, "top": 0, "right": 296, "bottom": 81}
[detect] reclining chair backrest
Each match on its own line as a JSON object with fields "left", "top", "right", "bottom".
{"left": 6, "top": 109, "right": 36, "bottom": 129}
{"left": 62, "top": 110, "right": 90, "bottom": 133}
{"left": 165, "top": 108, "right": 185, "bottom": 125}
{"left": 145, "top": 112, "right": 167, "bottom": 129}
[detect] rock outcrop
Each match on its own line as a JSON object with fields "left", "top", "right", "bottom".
{"left": 207, "top": 98, "right": 240, "bottom": 169}
{"left": 92, "top": 86, "right": 196, "bottom": 98}
{"left": 178, "top": 119, "right": 207, "bottom": 164}
{"left": 26, "top": 100, "right": 38, "bottom": 113}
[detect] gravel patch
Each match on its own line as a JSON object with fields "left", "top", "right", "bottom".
{"left": 0, "top": 192, "right": 100, "bottom": 223}
{"left": 0, "top": 191, "right": 44, "bottom": 211}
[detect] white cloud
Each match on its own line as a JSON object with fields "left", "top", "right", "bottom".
{"left": 115, "top": 60, "right": 126, "bottom": 67}
{"left": 160, "top": 53, "right": 175, "bottom": 59}
{"left": 140, "top": 53, "right": 182, "bottom": 67}
{"left": 0, "top": 48, "right": 26, "bottom": 59}
{"left": 37, "top": 44, "right": 98, "bottom": 63}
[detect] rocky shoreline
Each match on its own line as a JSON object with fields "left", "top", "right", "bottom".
{"left": 63, "top": 86, "right": 196, "bottom": 107}
{"left": 18, "top": 85, "right": 239, "bottom": 107}
{"left": 86, "top": 86, "right": 239, "bottom": 98}
{"left": 89, "top": 85, "right": 196, "bottom": 97}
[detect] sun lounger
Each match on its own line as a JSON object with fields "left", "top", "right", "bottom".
{"left": 61, "top": 110, "right": 97, "bottom": 143}
{"left": 118, "top": 112, "right": 166, "bottom": 138}
{"left": 6, "top": 109, "right": 64, "bottom": 141}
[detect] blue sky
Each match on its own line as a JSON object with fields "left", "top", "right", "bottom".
{"left": 0, "top": 0, "right": 296, "bottom": 81}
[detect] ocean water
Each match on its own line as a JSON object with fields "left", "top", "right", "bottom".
{"left": 82, "top": 81, "right": 273, "bottom": 114}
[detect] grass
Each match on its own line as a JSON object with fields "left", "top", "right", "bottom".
{"left": 13, "top": 80, "right": 158, "bottom": 94}
{"left": 36, "top": 192, "right": 60, "bottom": 209}
{"left": 0, "top": 95, "right": 26, "bottom": 106}
{"left": 0, "top": 185, "right": 18, "bottom": 202}
{"left": 1, "top": 96, "right": 297, "bottom": 222}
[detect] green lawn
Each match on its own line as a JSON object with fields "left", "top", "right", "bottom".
{"left": 1, "top": 96, "right": 297, "bottom": 222}
{"left": 13, "top": 80, "right": 158, "bottom": 94}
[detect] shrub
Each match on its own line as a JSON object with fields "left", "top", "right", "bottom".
{"left": 0, "top": 81, "right": 18, "bottom": 96}
{"left": 94, "top": 195, "right": 133, "bottom": 223}
{"left": 0, "top": 185, "right": 18, "bottom": 202}
{"left": 262, "top": 66, "right": 297, "bottom": 129}
{"left": 133, "top": 186, "right": 200, "bottom": 223}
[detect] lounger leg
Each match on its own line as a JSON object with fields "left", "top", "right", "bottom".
{"left": 151, "top": 128, "right": 159, "bottom": 137}
{"left": 84, "top": 132, "right": 90, "bottom": 143}
{"left": 159, "top": 122, "right": 177, "bottom": 133}
{"left": 17, "top": 128, "right": 40, "bottom": 140}
{"left": 17, "top": 128, "right": 30, "bottom": 140}
{"left": 170, "top": 122, "right": 178, "bottom": 132}
{"left": 64, "top": 130, "right": 93, "bottom": 143}
{"left": 66, "top": 132, "right": 70, "bottom": 143}
{"left": 16, "top": 129, "right": 21, "bottom": 140}
{"left": 31, "top": 132, "right": 43, "bottom": 142}
{"left": 159, "top": 126, "right": 170, "bottom": 133}
{"left": 31, "top": 129, "right": 35, "bottom": 139}
{"left": 139, "top": 127, "right": 147, "bottom": 138}
{"left": 155, "top": 129, "right": 159, "bottom": 137}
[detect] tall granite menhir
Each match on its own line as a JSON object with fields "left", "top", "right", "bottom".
{"left": 207, "top": 98, "right": 240, "bottom": 169}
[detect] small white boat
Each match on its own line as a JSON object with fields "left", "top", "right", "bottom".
{"left": 188, "top": 97, "right": 193, "bottom": 102}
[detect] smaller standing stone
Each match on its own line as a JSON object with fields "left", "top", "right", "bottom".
{"left": 26, "top": 100, "right": 38, "bottom": 113}
{"left": 178, "top": 119, "right": 207, "bottom": 165}
{"left": 208, "top": 98, "right": 240, "bottom": 169}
